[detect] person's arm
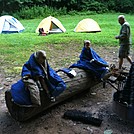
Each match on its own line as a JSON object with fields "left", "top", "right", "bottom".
{"left": 39, "top": 77, "right": 50, "bottom": 95}
{"left": 90, "top": 59, "right": 109, "bottom": 67}
{"left": 39, "top": 77, "right": 55, "bottom": 102}
{"left": 116, "top": 24, "right": 129, "bottom": 39}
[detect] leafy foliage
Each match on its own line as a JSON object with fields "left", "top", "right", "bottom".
{"left": 13, "top": 6, "right": 67, "bottom": 19}
{"left": 114, "top": 0, "right": 134, "bottom": 13}
{"left": 1, "top": 0, "right": 134, "bottom": 17}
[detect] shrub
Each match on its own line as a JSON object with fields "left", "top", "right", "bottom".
{"left": 13, "top": 6, "right": 67, "bottom": 19}
{"left": 87, "top": 1, "right": 108, "bottom": 13}
{"left": 115, "top": 0, "right": 134, "bottom": 13}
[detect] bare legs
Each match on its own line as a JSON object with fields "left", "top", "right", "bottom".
{"left": 119, "top": 56, "right": 133, "bottom": 69}
{"left": 126, "top": 56, "right": 133, "bottom": 64}
{"left": 119, "top": 58, "right": 123, "bottom": 69}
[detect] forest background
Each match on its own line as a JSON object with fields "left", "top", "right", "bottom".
{"left": 0, "top": 0, "right": 134, "bottom": 18}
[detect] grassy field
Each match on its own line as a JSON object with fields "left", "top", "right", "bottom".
{"left": 0, "top": 13, "right": 134, "bottom": 74}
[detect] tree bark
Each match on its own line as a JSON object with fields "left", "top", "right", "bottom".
{"left": 5, "top": 68, "right": 99, "bottom": 121}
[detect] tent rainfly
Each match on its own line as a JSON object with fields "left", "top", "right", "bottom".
{"left": 0, "top": 15, "right": 25, "bottom": 34}
{"left": 74, "top": 18, "right": 101, "bottom": 33}
{"left": 36, "top": 16, "right": 66, "bottom": 34}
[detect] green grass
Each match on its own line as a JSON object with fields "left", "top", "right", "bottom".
{"left": 0, "top": 13, "right": 133, "bottom": 74}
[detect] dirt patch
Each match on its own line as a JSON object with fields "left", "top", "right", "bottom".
{"left": 0, "top": 46, "right": 134, "bottom": 134}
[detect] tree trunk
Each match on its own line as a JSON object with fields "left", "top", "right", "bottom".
{"left": 5, "top": 68, "right": 99, "bottom": 122}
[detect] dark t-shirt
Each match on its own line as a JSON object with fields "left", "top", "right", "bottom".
{"left": 119, "top": 21, "right": 132, "bottom": 46}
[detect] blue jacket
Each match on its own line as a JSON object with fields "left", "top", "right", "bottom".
{"left": 70, "top": 47, "right": 108, "bottom": 78}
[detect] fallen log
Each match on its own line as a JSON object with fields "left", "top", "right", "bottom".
{"left": 5, "top": 68, "right": 99, "bottom": 122}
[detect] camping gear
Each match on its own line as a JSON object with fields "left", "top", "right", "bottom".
{"left": 36, "top": 16, "right": 66, "bottom": 34}
{"left": 10, "top": 79, "right": 32, "bottom": 106}
{"left": 74, "top": 18, "right": 101, "bottom": 33}
{"left": 112, "top": 63, "right": 134, "bottom": 122}
{"left": 56, "top": 68, "right": 77, "bottom": 78}
{"left": 38, "top": 28, "right": 47, "bottom": 36}
{"left": 63, "top": 109, "right": 102, "bottom": 127}
{"left": 22, "top": 78, "right": 41, "bottom": 106}
{"left": 0, "top": 15, "right": 24, "bottom": 33}
{"left": 104, "top": 69, "right": 128, "bottom": 91}
{"left": 113, "top": 91, "right": 134, "bottom": 122}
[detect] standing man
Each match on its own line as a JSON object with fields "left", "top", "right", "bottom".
{"left": 115, "top": 15, "right": 133, "bottom": 69}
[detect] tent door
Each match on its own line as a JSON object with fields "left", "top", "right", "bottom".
{"left": 49, "top": 22, "right": 62, "bottom": 33}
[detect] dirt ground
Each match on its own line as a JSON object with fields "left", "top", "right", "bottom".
{"left": 0, "top": 46, "right": 134, "bottom": 134}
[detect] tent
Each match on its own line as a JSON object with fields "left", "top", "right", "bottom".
{"left": 74, "top": 18, "right": 101, "bottom": 33}
{"left": 36, "top": 16, "right": 66, "bottom": 34}
{"left": 0, "top": 15, "right": 25, "bottom": 34}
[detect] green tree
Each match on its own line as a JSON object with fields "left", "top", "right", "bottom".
{"left": 115, "top": 0, "right": 134, "bottom": 13}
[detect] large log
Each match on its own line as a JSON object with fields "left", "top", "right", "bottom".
{"left": 5, "top": 68, "right": 99, "bottom": 122}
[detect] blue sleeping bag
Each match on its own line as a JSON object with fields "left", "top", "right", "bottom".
{"left": 21, "top": 53, "right": 66, "bottom": 97}
{"left": 70, "top": 47, "right": 109, "bottom": 78}
{"left": 11, "top": 79, "right": 32, "bottom": 105}
{"left": 11, "top": 53, "right": 66, "bottom": 105}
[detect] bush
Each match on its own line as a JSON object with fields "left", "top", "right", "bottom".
{"left": 115, "top": 0, "right": 134, "bottom": 13}
{"left": 13, "top": 6, "right": 67, "bottom": 19}
{"left": 87, "top": 1, "right": 108, "bottom": 13}
{"left": 77, "top": 1, "right": 108, "bottom": 13}
{"left": 1, "top": 0, "right": 134, "bottom": 16}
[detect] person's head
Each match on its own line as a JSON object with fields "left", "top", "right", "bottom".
{"left": 118, "top": 15, "right": 126, "bottom": 25}
{"left": 34, "top": 50, "right": 46, "bottom": 64}
{"left": 84, "top": 40, "right": 91, "bottom": 49}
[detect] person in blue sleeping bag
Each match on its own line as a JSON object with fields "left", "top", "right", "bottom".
{"left": 22, "top": 50, "right": 66, "bottom": 100}
{"left": 11, "top": 50, "right": 66, "bottom": 105}
{"left": 70, "top": 40, "right": 109, "bottom": 79}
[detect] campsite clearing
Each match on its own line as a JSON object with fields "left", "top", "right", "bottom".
{"left": 0, "top": 13, "right": 134, "bottom": 74}
{"left": 0, "top": 13, "right": 134, "bottom": 134}
{"left": 0, "top": 46, "right": 134, "bottom": 134}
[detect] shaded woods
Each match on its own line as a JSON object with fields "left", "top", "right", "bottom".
{"left": 1, "top": 0, "right": 134, "bottom": 18}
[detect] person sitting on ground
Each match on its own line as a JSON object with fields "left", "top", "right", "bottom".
{"left": 38, "top": 28, "right": 47, "bottom": 36}
{"left": 70, "top": 40, "right": 109, "bottom": 79}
